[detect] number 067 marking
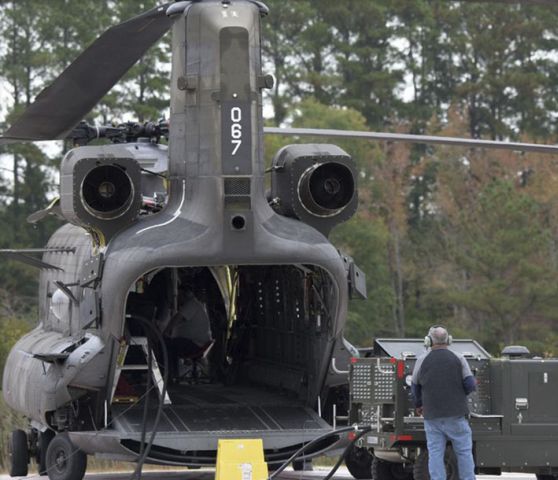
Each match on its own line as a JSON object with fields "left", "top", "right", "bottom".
{"left": 231, "top": 107, "right": 242, "bottom": 156}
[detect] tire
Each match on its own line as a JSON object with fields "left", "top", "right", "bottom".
{"left": 45, "top": 434, "right": 87, "bottom": 480}
{"left": 9, "top": 429, "right": 29, "bottom": 477}
{"left": 537, "top": 475, "right": 557, "bottom": 480}
{"left": 38, "top": 430, "right": 55, "bottom": 475}
{"left": 372, "top": 457, "right": 414, "bottom": 480}
{"left": 413, "top": 448, "right": 458, "bottom": 480}
{"left": 345, "top": 444, "right": 373, "bottom": 479}
{"left": 293, "top": 459, "right": 313, "bottom": 471}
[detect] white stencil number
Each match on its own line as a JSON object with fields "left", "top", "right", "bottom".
{"left": 231, "top": 107, "right": 242, "bottom": 156}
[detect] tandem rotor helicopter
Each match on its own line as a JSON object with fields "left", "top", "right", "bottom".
{"left": 1, "top": 1, "right": 558, "bottom": 479}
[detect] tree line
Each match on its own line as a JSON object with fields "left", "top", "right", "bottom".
{"left": 1, "top": 0, "right": 558, "bottom": 359}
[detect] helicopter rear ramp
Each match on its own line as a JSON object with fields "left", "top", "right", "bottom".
{"left": 113, "top": 404, "right": 323, "bottom": 437}
{"left": 71, "top": 385, "right": 339, "bottom": 465}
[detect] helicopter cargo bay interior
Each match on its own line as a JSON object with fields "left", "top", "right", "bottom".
{"left": 114, "top": 264, "right": 338, "bottom": 459}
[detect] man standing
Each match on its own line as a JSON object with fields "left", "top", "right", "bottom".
{"left": 411, "top": 326, "right": 477, "bottom": 480}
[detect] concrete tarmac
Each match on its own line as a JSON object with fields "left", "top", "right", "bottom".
{"left": 0, "top": 470, "right": 537, "bottom": 480}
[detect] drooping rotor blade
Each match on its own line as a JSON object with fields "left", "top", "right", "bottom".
{"left": 0, "top": 248, "right": 76, "bottom": 254}
{"left": 0, "top": 252, "right": 63, "bottom": 271}
{"left": 0, "top": 247, "right": 75, "bottom": 271}
{"left": 264, "top": 127, "right": 558, "bottom": 155}
{"left": 0, "top": 3, "right": 175, "bottom": 144}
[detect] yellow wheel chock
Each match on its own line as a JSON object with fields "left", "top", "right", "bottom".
{"left": 215, "top": 439, "right": 269, "bottom": 480}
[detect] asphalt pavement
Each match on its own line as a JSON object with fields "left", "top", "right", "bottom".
{"left": 0, "top": 470, "right": 538, "bottom": 480}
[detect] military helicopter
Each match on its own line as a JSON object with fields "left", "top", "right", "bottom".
{"left": 1, "top": 1, "right": 558, "bottom": 480}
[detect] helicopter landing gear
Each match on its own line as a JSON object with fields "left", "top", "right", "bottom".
{"left": 37, "top": 429, "right": 56, "bottom": 475}
{"left": 8, "top": 429, "right": 29, "bottom": 477}
{"left": 372, "top": 457, "right": 414, "bottom": 480}
{"left": 45, "top": 434, "right": 87, "bottom": 480}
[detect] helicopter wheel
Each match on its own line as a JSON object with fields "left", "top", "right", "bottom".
{"left": 9, "top": 429, "right": 29, "bottom": 477}
{"left": 372, "top": 457, "right": 414, "bottom": 480}
{"left": 345, "top": 444, "right": 373, "bottom": 479}
{"left": 37, "top": 429, "right": 55, "bottom": 475}
{"left": 45, "top": 434, "right": 87, "bottom": 480}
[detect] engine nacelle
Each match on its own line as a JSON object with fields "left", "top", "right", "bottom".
{"left": 270, "top": 144, "right": 358, "bottom": 236}
{"left": 60, "top": 148, "right": 142, "bottom": 245}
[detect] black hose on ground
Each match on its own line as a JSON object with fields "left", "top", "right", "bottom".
{"left": 127, "top": 315, "right": 169, "bottom": 480}
{"left": 138, "top": 339, "right": 153, "bottom": 460}
{"left": 321, "top": 427, "right": 371, "bottom": 480}
{"left": 268, "top": 425, "right": 370, "bottom": 479}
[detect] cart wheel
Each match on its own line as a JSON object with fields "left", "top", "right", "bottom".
{"left": 293, "top": 459, "right": 313, "bottom": 471}
{"left": 413, "top": 448, "right": 458, "bottom": 480}
{"left": 9, "top": 429, "right": 29, "bottom": 477}
{"left": 38, "top": 429, "right": 55, "bottom": 475}
{"left": 345, "top": 444, "right": 373, "bottom": 479}
{"left": 45, "top": 434, "right": 87, "bottom": 480}
{"left": 372, "top": 457, "right": 413, "bottom": 480}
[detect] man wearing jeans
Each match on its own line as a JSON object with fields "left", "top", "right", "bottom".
{"left": 411, "top": 326, "right": 477, "bottom": 480}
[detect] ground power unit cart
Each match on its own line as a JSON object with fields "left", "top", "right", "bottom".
{"left": 347, "top": 339, "right": 558, "bottom": 480}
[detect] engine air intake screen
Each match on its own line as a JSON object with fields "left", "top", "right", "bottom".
{"left": 270, "top": 144, "right": 358, "bottom": 236}
{"left": 60, "top": 154, "right": 142, "bottom": 243}
{"left": 299, "top": 162, "right": 355, "bottom": 217}
{"left": 82, "top": 165, "right": 134, "bottom": 218}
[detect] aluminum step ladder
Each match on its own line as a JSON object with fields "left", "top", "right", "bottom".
{"left": 111, "top": 336, "right": 171, "bottom": 405}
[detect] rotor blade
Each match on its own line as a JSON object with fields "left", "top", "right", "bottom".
{"left": 0, "top": 252, "right": 63, "bottom": 271}
{"left": 264, "top": 127, "right": 558, "bottom": 155}
{"left": 0, "top": 248, "right": 76, "bottom": 254}
{"left": 0, "top": 3, "right": 174, "bottom": 144}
